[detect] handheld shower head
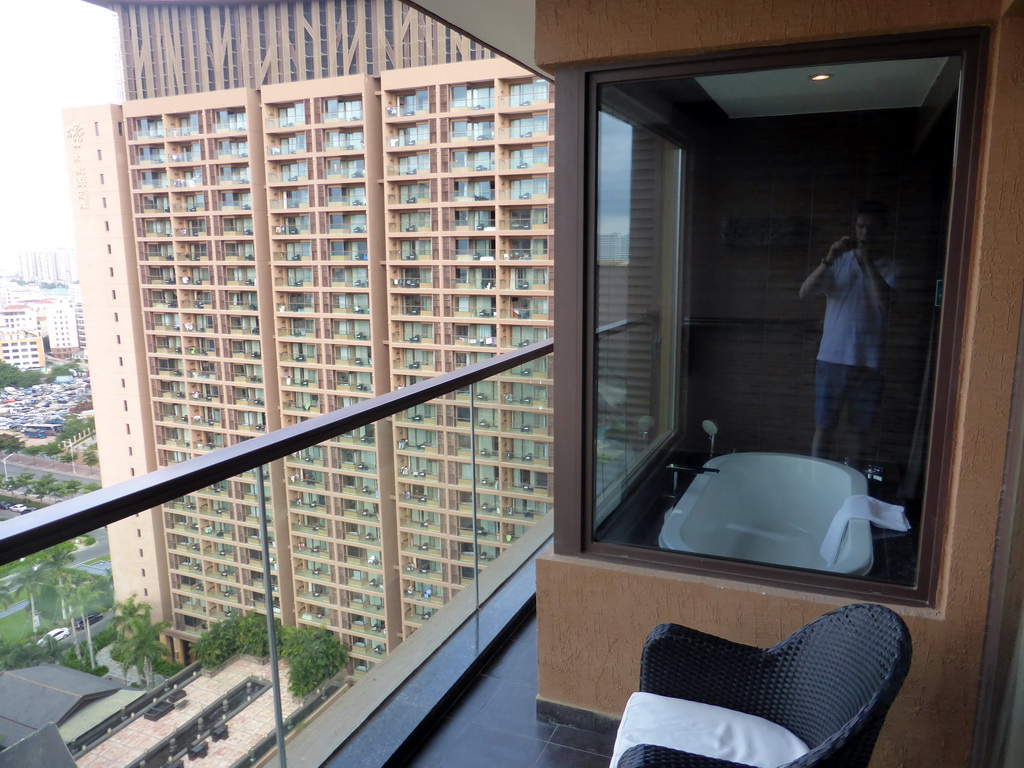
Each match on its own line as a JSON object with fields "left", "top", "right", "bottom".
{"left": 701, "top": 420, "right": 718, "bottom": 458}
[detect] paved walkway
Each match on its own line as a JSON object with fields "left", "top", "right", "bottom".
{"left": 75, "top": 658, "right": 305, "bottom": 768}
{"left": 3, "top": 453, "right": 101, "bottom": 481}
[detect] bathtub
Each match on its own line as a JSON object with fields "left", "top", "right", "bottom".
{"left": 658, "top": 452, "right": 872, "bottom": 575}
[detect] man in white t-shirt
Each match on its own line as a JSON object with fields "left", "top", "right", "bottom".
{"left": 800, "top": 201, "right": 896, "bottom": 467}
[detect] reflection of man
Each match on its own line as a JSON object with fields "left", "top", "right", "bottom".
{"left": 800, "top": 201, "right": 896, "bottom": 466}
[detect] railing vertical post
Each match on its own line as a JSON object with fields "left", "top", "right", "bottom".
{"left": 469, "top": 383, "right": 480, "bottom": 610}
{"left": 257, "top": 465, "right": 288, "bottom": 768}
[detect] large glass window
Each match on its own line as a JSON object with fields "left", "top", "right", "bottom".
{"left": 590, "top": 54, "right": 967, "bottom": 589}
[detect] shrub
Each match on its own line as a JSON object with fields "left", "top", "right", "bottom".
{"left": 61, "top": 649, "right": 110, "bottom": 677}
{"left": 81, "top": 535, "right": 97, "bottom": 546}
{"left": 90, "top": 626, "right": 118, "bottom": 652}
{"left": 152, "top": 658, "right": 184, "bottom": 677}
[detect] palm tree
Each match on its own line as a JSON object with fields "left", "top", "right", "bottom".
{"left": 10, "top": 562, "right": 50, "bottom": 632}
{"left": 111, "top": 596, "right": 170, "bottom": 688}
{"left": 42, "top": 542, "right": 76, "bottom": 624}
{"left": 0, "top": 636, "right": 60, "bottom": 671}
{"left": 72, "top": 575, "right": 111, "bottom": 668}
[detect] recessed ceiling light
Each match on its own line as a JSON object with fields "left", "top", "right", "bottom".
{"left": 809, "top": 74, "right": 832, "bottom": 81}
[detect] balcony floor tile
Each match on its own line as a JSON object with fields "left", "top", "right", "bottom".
{"left": 399, "top": 613, "right": 613, "bottom": 768}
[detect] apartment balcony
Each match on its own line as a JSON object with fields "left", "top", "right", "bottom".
{"left": 387, "top": 165, "right": 431, "bottom": 177}
{"left": 270, "top": 198, "right": 311, "bottom": 210}
{"left": 389, "top": 249, "right": 433, "bottom": 262}
{"left": 213, "top": 119, "right": 247, "bottom": 134}
{"left": 0, "top": 340, "right": 554, "bottom": 768}
{"left": 325, "top": 167, "right": 366, "bottom": 180}
{"left": 450, "top": 159, "right": 496, "bottom": 173}
{"left": 268, "top": 171, "right": 311, "bottom": 183}
{"left": 266, "top": 116, "right": 308, "bottom": 131}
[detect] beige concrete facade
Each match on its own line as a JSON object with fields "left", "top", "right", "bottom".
{"left": 63, "top": 103, "right": 169, "bottom": 620}
{"left": 68, "top": 54, "right": 553, "bottom": 674}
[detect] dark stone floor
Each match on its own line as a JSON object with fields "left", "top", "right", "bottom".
{"left": 400, "top": 613, "right": 615, "bottom": 768}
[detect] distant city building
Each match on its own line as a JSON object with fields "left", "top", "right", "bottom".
{"left": 18, "top": 248, "right": 78, "bottom": 283}
{"left": 0, "top": 329, "right": 45, "bottom": 370}
{"left": 597, "top": 232, "right": 630, "bottom": 262}
{"left": 0, "top": 300, "right": 81, "bottom": 359}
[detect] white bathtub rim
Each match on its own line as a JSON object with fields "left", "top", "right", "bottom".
{"left": 657, "top": 453, "right": 873, "bottom": 575}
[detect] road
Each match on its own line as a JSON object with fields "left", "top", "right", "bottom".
{"left": 2, "top": 459, "right": 99, "bottom": 485}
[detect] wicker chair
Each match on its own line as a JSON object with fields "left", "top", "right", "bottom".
{"left": 616, "top": 603, "right": 912, "bottom": 768}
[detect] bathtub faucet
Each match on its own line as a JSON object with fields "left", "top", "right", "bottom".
{"left": 667, "top": 464, "right": 720, "bottom": 475}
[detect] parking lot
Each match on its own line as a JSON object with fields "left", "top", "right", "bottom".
{"left": 0, "top": 374, "right": 91, "bottom": 436}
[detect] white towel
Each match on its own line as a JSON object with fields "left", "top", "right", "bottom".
{"left": 820, "top": 495, "right": 909, "bottom": 566}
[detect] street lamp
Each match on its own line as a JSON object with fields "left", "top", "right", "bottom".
{"left": 1, "top": 452, "right": 9, "bottom": 480}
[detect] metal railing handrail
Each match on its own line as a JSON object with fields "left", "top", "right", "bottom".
{"left": 0, "top": 339, "right": 553, "bottom": 564}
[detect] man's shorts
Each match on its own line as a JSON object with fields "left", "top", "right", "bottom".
{"left": 815, "top": 360, "right": 884, "bottom": 430}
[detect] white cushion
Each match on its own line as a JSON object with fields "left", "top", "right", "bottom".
{"left": 610, "top": 692, "right": 810, "bottom": 768}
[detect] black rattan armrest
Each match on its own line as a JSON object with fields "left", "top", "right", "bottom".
{"left": 619, "top": 744, "right": 757, "bottom": 768}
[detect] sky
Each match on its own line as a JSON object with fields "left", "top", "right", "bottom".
{"left": 0, "top": 0, "right": 122, "bottom": 266}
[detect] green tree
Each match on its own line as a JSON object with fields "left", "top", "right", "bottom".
{"left": 279, "top": 625, "right": 348, "bottom": 697}
{"left": 12, "top": 471, "right": 34, "bottom": 498}
{"left": 58, "top": 416, "right": 95, "bottom": 441}
{"left": 43, "top": 542, "right": 76, "bottom": 623}
{"left": 44, "top": 363, "right": 81, "bottom": 383}
{"left": 111, "top": 596, "right": 170, "bottom": 688}
{"left": 71, "top": 574, "right": 111, "bottom": 668}
{"left": 193, "top": 615, "right": 241, "bottom": 668}
{"left": 41, "top": 442, "right": 63, "bottom": 459}
{"left": 0, "top": 361, "right": 42, "bottom": 389}
{"left": 10, "top": 561, "right": 50, "bottom": 632}
{"left": 31, "top": 473, "right": 60, "bottom": 501}
{"left": 0, "top": 636, "right": 61, "bottom": 671}
{"left": 82, "top": 482, "right": 101, "bottom": 493}
{"left": 81, "top": 446, "right": 99, "bottom": 467}
{"left": 57, "top": 480, "right": 84, "bottom": 499}
{"left": 0, "top": 434, "right": 25, "bottom": 453}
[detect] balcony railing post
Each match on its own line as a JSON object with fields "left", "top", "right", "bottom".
{"left": 258, "top": 465, "right": 289, "bottom": 768}
{"left": 469, "top": 384, "right": 480, "bottom": 609}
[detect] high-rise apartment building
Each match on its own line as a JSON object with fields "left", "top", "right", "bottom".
{"left": 18, "top": 248, "right": 79, "bottom": 283}
{"left": 66, "top": 0, "right": 552, "bottom": 671}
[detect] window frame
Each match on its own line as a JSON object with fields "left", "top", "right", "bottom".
{"left": 552, "top": 29, "right": 988, "bottom": 606}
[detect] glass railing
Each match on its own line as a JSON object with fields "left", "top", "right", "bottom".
{"left": 0, "top": 340, "right": 553, "bottom": 768}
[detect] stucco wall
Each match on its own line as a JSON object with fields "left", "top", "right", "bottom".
{"left": 535, "top": 2, "right": 1024, "bottom": 765}
{"left": 535, "top": 0, "right": 1000, "bottom": 69}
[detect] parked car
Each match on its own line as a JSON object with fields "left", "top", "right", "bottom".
{"left": 37, "top": 627, "right": 70, "bottom": 645}
{"left": 74, "top": 613, "right": 103, "bottom": 630}
{"left": 0, "top": 502, "right": 12, "bottom": 510}
{"left": 9, "top": 504, "right": 28, "bottom": 513}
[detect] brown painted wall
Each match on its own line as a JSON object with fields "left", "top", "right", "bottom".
{"left": 535, "top": 0, "right": 1000, "bottom": 69}
{"left": 536, "top": 2, "right": 1024, "bottom": 766}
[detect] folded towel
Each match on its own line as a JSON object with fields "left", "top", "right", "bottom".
{"left": 820, "top": 495, "right": 909, "bottom": 567}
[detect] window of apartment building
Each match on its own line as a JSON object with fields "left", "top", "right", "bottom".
{"left": 565, "top": 32, "right": 985, "bottom": 603}
{"left": 509, "top": 145, "right": 549, "bottom": 168}
{"left": 451, "top": 84, "right": 494, "bottom": 111}
{"left": 509, "top": 114, "right": 548, "bottom": 139}
{"left": 324, "top": 97, "right": 362, "bottom": 122}
{"left": 509, "top": 79, "right": 550, "bottom": 106}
